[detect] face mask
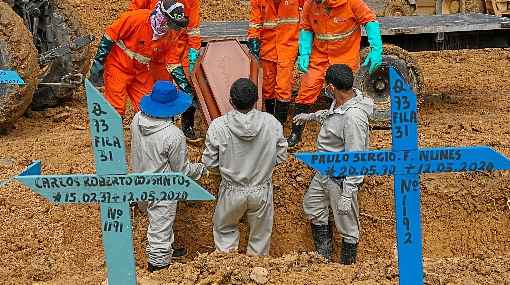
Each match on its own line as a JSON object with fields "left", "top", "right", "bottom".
{"left": 150, "top": 3, "right": 169, "bottom": 38}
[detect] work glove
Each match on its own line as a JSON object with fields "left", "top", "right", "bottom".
{"left": 297, "top": 29, "right": 313, "bottom": 73}
{"left": 170, "top": 66, "right": 193, "bottom": 95}
{"left": 247, "top": 38, "right": 261, "bottom": 60}
{"left": 293, "top": 110, "right": 329, "bottom": 125}
{"left": 188, "top": 48, "right": 199, "bottom": 73}
{"left": 337, "top": 186, "right": 353, "bottom": 215}
{"left": 363, "top": 21, "right": 383, "bottom": 74}
{"left": 88, "top": 35, "right": 115, "bottom": 87}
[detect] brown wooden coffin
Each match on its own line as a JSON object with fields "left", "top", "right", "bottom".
{"left": 190, "top": 39, "right": 263, "bottom": 125}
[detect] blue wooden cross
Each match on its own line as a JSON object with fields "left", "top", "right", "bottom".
{"left": 295, "top": 68, "right": 510, "bottom": 285}
{"left": 0, "top": 70, "right": 24, "bottom": 85}
{"left": 14, "top": 80, "right": 215, "bottom": 285}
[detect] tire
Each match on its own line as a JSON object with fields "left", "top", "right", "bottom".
{"left": 436, "top": 0, "right": 465, "bottom": 14}
{"left": 31, "top": 0, "right": 91, "bottom": 109}
{"left": 383, "top": 0, "right": 415, "bottom": 16}
{"left": 0, "top": 2, "right": 39, "bottom": 130}
{"left": 355, "top": 44, "right": 424, "bottom": 128}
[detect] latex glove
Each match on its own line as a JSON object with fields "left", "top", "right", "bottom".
{"left": 188, "top": 48, "right": 199, "bottom": 72}
{"left": 363, "top": 21, "right": 383, "bottom": 74}
{"left": 293, "top": 110, "right": 328, "bottom": 125}
{"left": 297, "top": 29, "right": 313, "bottom": 73}
{"left": 170, "top": 66, "right": 193, "bottom": 95}
{"left": 337, "top": 195, "right": 352, "bottom": 215}
{"left": 88, "top": 35, "right": 115, "bottom": 87}
{"left": 247, "top": 38, "right": 261, "bottom": 60}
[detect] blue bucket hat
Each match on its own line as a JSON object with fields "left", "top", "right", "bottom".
{"left": 140, "top": 80, "right": 192, "bottom": 118}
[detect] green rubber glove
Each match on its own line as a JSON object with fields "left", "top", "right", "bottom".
{"left": 247, "top": 38, "right": 261, "bottom": 60}
{"left": 188, "top": 48, "right": 199, "bottom": 72}
{"left": 297, "top": 29, "right": 313, "bottom": 73}
{"left": 363, "top": 21, "right": 383, "bottom": 74}
{"left": 170, "top": 66, "right": 193, "bottom": 95}
{"left": 89, "top": 35, "right": 115, "bottom": 87}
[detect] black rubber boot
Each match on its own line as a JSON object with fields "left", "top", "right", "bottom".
{"left": 340, "top": 240, "right": 358, "bottom": 265}
{"left": 274, "top": 100, "right": 290, "bottom": 126}
{"left": 264, "top": 99, "right": 276, "bottom": 115}
{"left": 311, "top": 223, "right": 332, "bottom": 262}
{"left": 181, "top": 106, "right": 201, "bottom": 143}
{"left": 147, "top": 263, "right": 169, "bottom": 273}
{"left": 172, "top": 245, "right": 187, "bottom": 258}
{"left": 287, "top": 103, "right": 310, "bottom": 148}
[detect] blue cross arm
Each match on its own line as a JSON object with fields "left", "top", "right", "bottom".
{"left": 15, "top": 168, "right": 215, "bottom": 204}
{"left": 294, "top": 150, "right": 399, "bottom": 177}
{"left": 0, "top": 70, "right": 25, "bottom": 85}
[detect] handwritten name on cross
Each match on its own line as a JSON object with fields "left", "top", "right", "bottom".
{"left": 295, "top": 68, "right": 510, "bottom": 285}
{"left": 15, "top": 80, "right": 215, "bottom": 285}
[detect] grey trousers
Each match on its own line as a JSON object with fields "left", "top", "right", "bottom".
{"left": 303, "top": 173, "right": 360, "bottom": 243}
{"left": 145, "top": 200, "right": 177, "bottom": 266}
{"left": 213, "top": 181, "right": 274, "bottom": 256}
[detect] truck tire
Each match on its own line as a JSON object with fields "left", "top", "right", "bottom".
{"left": 31, "top": 0, "right": 91, "bottom": 110}
{"left": 0, "top": 2, "right": 39, "bottom": 132}
{"left": 355, "top": 44, "right": 424, "bottom": 128}
{"left": 383, "top": 0, "right": 414, "bottom": 16}
{"left": 436, "top": 0, "right": 465, "bottom": 14}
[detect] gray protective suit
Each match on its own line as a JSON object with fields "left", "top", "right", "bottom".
{"left": 130, "top": 112, "right": 206, "bottom": 267}
{"left": 202, "top": 109, "right": 288, "bottom": 255}
{"left": 303, "top": 90, "right": 374, "bottom": 244}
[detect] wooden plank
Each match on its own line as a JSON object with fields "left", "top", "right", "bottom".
{"left": 200, "top": 14, "right": 510, "bottom": 41}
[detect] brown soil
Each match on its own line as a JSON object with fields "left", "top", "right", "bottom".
{"left": 1, "top": 0, "right": 510, "bottom": 284}
{"left": 0, "top": 2, "right": 39, "bottom": 128}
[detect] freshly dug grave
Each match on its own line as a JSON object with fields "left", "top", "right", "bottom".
{"left": 1, "top": 48, "right": 509, "bottom": 284}
{"left": 1, "top": 0, "right": 510, "bottom": 283}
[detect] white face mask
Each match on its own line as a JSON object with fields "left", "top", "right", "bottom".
{"left": 150, "top": 3, "right": 169, "bottom": 38}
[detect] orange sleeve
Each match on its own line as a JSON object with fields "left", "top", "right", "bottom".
{"left": 247, "top": 0, "right": 262, "bottom": 39}
{"left": 186, "top": 0, "right": 201, "bottom": 50}
{"left": 105, "top": 11, "right": 141, "bottom": 41}
{"left": 300, "top": 0, "right": 313, "bottom": 31}
{"left": 350, "top": 0, "right": 376, "bottom": 25}
{"left": 127, "top": 0, "right": 151, "bottom": 11}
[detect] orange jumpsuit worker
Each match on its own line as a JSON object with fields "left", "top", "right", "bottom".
{"left": 286, "top": 0, "right": 382, "bottom": 147}
{"left": 88, "top": 0, "right": 188, "bottom": 116}
{"left": 127, "top": 0, "right": 201, "bottom": 142}
{"left": 246, "top": 0, "right": 304, "bottom": 126}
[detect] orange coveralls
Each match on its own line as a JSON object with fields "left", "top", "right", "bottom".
{"left": 103, "top": 10, "right": 183, "bottom": 115}
{"left": 296, "top": 0, "right": 375, "bottom": 105}
{"left": 248, "top": 0, "right": 304, "bottom": 102}
{"left": 127, "top": 0, "right": 201, "bottom": 74}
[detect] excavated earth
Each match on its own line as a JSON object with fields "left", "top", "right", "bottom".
{"left": 1, "top": 0, "right": 510, "bottom": 284}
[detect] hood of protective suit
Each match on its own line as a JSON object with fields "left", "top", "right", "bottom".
{"left": 334, "top": 89, "right": 375, "bottom": 116}
{"left": 225, "top": 109, "right": 264, "bottom": 141}
{"left": 135, "top": 113, "right": 173, "bottom": 136}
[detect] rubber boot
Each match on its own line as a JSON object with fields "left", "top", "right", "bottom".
{"left": 147, "top": 263, "right": 169, "bottom": 273}
{"left": 181, "top": 106, "right": 201, "bottom": 143}
{"left": 340, "top": 240, "right": 358, "bottom": 265}
{"left": 172, "top": 245, "right": 187, "bottom": 258}
{"left": 264, "top": 99, "right": 276, "bottom": 115}
{"left": 287, "top": 103, "right": 310, "bottom": 148}
{"left": 274, "top": 100, "right": 289, "bottom": 126}
{"left": 310, "top": 223, "right": 332, "bottom": 262}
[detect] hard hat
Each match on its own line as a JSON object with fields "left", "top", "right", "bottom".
{"left": 160, "top": 0, "right": 189, "bottom": 29}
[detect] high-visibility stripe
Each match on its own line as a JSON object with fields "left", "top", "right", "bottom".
{"left": 315, "top": 26, "right": 359, "bottom": 41}
{"left": 166, "top": 64, "right": 182, "bottom": 73}
{"left": 116, "top": 40, "right": 151, "bottom": 65}
{"left": 249, "top": 22, "right": 263, "bottom": 29}
{"left": 187, "top": 27, "right": 201, "bottom": 37}
{"left": 262, "top": 17, "right": 299, "bottom": 29}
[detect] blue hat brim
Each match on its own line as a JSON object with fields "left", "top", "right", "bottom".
{"left": 139, "top": 89, "right": 192, "bottom": 118}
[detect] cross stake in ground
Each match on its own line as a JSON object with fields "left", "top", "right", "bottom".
{"left": 295, "top": 68, "right": 510, "bottom": 285}
{"left": 15, "top": 80, "right": 215, "bottom": 285}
